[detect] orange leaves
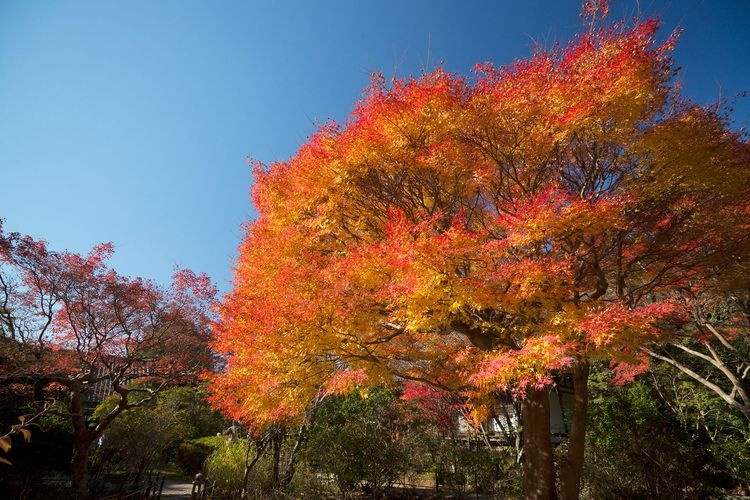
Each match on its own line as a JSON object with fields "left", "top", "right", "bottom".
{"left": 211, "top": 9, "right": 750, "bottom": 429}
{"left": 353, "top": 69, "right": 467, "bottom": 128}
{"left": 470, "top": 336, "right": 574, "bottom": 396}
{"left": 633, "top": 106, "right": 750, "bottom": 199}
{"left": 496, "top": 187, "right": 627, "bottom": 248}
{"left": 344, "top": 70, "right": 468, "bottom": 181}
{"left": 469, "top": 16, "right": 672, "bottom": 155}
{"left": 581, "top": 300, "right": 678, "bottom": 349}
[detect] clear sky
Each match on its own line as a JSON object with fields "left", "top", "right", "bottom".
{"left": 1, "top": 1, "right": 748, "bottom": 295}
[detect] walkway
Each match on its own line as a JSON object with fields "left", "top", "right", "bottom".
{"left": 159, "top": 478, "right": 195, "bottom": 499}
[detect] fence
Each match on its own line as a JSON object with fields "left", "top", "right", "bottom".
{"left": 97, "top": 471, "right": 165, "bottom": 500}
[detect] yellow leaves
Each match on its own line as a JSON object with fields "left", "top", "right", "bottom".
{"left": 502, "top": 194, "right": 626, "bottom": 250}
{"left": 214, "top": 13, "right": 750, "bottom": 432}
{"left": 19, "top": 429, "right": 31, "bottom": 443}
{"left": 0, "top": 436, "right": 11, "bottom": 453}
{"left": 0, "top": 426, "right": 25, "bottom": 466}
{"left": 449, "top": 300, "right": 464, "bottom": 314}
{"left": 632, "top": 107, "right": 750, "bottom": 201}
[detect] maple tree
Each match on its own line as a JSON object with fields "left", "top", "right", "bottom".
{"left": 211, "top": 6, "right": 750, "bottom": 499}
{"left": 0, "top": 222, "right": 216, "bottom": 498}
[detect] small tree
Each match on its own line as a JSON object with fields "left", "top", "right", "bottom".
{"left": 584, "top": 365, "right": 731, "bottom": 497}
{"left": 91, "top": 385, "right": 225, "bottom": 487}
{"left": 646, "top": 282, "right": 750, "bottom": 421}
{"left": 0, "top": 223, "right": 216, "bottom": 498}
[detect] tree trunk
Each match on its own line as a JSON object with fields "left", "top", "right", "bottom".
{"left": 522, "top": 387, "right": 556, "bottom": 500}
{"left": 559, "top": 361, "right": 589, "bottom": 500}
{"left": 71, "top": 437, "right": 92, "bottom": 499}
{"left": 241, "top": 435, "right": 269, "bottom": 498}
{"left": 280, "top": 425, "right": 306, "bottom": 487}
{"left": 271, "top": 430, "right": 282, "bottom": 487}
{"left": 69, "top": 386, "right": 94, "bottom": 499}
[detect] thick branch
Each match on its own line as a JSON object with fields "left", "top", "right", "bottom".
{"left": 644, "top": 348, "right": 750, "bottom": 421}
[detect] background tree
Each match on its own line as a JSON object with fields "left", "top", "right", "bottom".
{"left": 645, "top": 270, "right": 750, "bottom": 420}
{"left": 211, "top": 6, "right": 750, "bottom": 498}
{"left": 89, "top": 385, "right": 225, "bottom": 492}
{"left": 0, "top": 222, "right": 216, "bottom": 498}
{"left": 583, "top": 361, "right": 750, "bottom": 497}
{"left": 399, "top": 381, "right": 521, "bottom": 495}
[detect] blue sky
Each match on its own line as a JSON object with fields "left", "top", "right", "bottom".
{"left": 1, "top": 1, "right": 748, "bottom": 294}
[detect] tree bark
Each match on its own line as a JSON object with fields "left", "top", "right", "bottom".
{"left": 241, "top": 435, "right": 268, "bottom": 499}
{"left": 559, "top": 361, "right": 589, "bottom": 500}
{"left": 271, "top": 429, "right": 283, "bottom": 488}
{"left": 71, "top": 436, "right": 93, "bottom": 499}
{"left": 522, "top": 387, "right": 556, "bottom": 500}
{"left": 280, "top": 424, "right": 306, "bottom": 486}
{"left": 69, "top": 386, "right": 94, "bottom": 499}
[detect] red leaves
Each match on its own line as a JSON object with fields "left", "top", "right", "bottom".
{"left": 400, "top": 381, "right": 462, "bottom": 432}
{"left": 580, "top": 300, "right": 686, "bottom": 349}
{"left": 0, "top": 225, "right": 216, "bottom": 386}
{"left": 610, "top": 353, "right": 650, "bottom": 385}
{"left": 470, "top": 336, "right": 575, "bottom": 396}
{"left": 581, "top": 0, "right": 609, "bottom": 22}
{"left": 211, "top": 8, "right": 750, "bottom": 428}
{"left": 323, "top": 369, "right": 369, "bottom": 396}
{"left": 354, "top": 68, "right": 466, "bottom": 124}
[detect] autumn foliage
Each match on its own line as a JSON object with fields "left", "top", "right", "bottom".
{"left": 0, "top": 228, "right": 215, "bottom": 383}
{"left": 211, "top": 13, "right": 750, "bottom": 435}
{"left": 0, "top": 223, "right": 216, "bottom": 497}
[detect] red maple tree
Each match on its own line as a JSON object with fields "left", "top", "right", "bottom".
{"left": 0, "top": 222, "right": 216, "bottom": 498}
{"left": 211, "top": 7, "right": 749, "bottom": 498}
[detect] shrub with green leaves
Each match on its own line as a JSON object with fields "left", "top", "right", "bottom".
{"left": 302, "top": 389, "right": 410, "bottom": 496}
{"left": 91, "top": 385, "right": 226, "bottom": 482}
{"left": 583, "top": 368, "right": 722, "bottom": 498}
{"left": 176, "top": 435, "right": 226, "bottom": 475}
{"left": 204, "top": 438, "right": 247, "bottom": 496}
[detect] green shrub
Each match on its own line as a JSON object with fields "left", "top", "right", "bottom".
{"left": 428, "top": 441, "right": 510, "bottom": 496}
{"left": 583, "top": 371, "right": 720, "bottom": 498}
{"left": 91, "top": 385, "right": 227, "bottom": 483}
{"left": 204, "top": 439, "right": 247, "bottom": 497}
{"left": 176, "top": 436, "right": 225, "bottom": 475}
{"left": 203, "top": 435, "right": 329, "bottom": 499}
{"left": 303, "top": 389, "right": 410, "bottom": 496}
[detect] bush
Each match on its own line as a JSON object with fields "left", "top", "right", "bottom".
{"left": 425, "top": 439, "right": 513, "bottom": 496}
{"left": 176, "top": 436, "right": 225, "bottom": 475}
{"left": 303, "top": 389, "right": 410, "bottom": 496}
{"left": 583, "top": 370, "right": 720, "bottom": 498}
{"left": 203, "top": 435, "right": 328, "bottom": 500}
{"left": 91, "top": 385, "right": 227, "bottom": 484}
{"left": 204, "top": 439, "right": 248, "bottom": 497}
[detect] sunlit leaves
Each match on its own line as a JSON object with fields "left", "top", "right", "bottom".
{"left": 211, "top": 10, "right": 750, "bottom": 430}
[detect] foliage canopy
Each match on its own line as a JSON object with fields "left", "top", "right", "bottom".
{"left": 210, "top": 13, "right": 750, "bottom": 429}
